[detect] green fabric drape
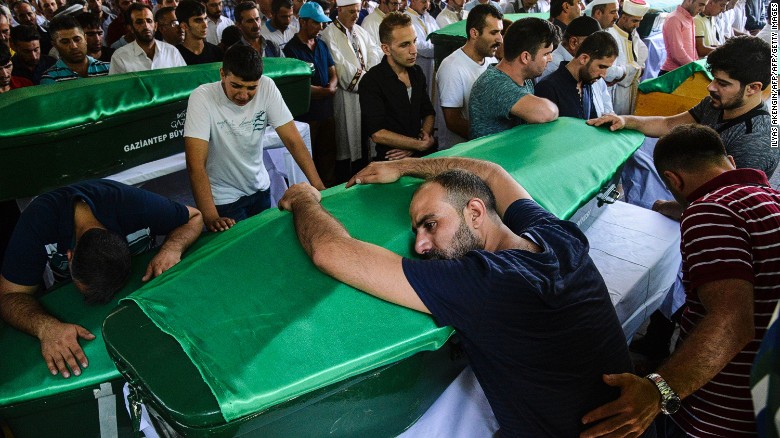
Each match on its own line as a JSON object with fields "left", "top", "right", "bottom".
{"left": 428, "top": 12, "right": 548, "bottom": 39}
{"left": 638, "top": 59, "right": 711, "bottom": 94}
{"left": 121, "top": 117, "right": 645, "bottom": 421}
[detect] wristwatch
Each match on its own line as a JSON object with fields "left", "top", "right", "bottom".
{"left": 646, "top": 373, "right": 681, "bottom": 415}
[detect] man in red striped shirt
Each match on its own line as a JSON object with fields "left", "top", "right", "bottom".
{"left": 581, "top": 124, "right": 780, "bottom": 438}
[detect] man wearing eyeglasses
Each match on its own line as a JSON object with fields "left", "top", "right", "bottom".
{"left": 109, "top": 3, "right": 186, "bottom": 74}
{"left": 155, "top": 6, "right": 185, "bottom": 46}
{"left": 359, "top": 0, "right": 401, "bottom": 45}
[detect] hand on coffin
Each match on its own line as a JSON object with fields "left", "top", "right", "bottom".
{"left": 39, "top": 320, "right": 95, "bottom": 379}
{"left": 587, "top": 114, "right": 625, "bottom": 131}
{"left": 205, "top": 217, "right": 236, "bottom": 232}
{"left": 143, "top": 248, "right": 182, "bottom": 282}
{"left": 278, "top": 183, "right": 322, "bottom": 211}
{"left": 345, "top": 161, "right": 404, "bottom": 188}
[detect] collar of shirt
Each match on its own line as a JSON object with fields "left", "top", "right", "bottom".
{"left": 265, "top": 20, "right": 279, "bottom": 32}
{"left": 676, "top": 5, "right": 693, "bottom": 20}
{"left": 131, "top": 40, "right": 156, "bottom": 59}
{"left": 376, "top": 55, "right": 418, "bottom": 84}
{"left": 687, "top": 168, "right": 770, "bottom": 202}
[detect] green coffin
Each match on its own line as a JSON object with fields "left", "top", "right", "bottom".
{"left": 638, "top": 59, "right": 711, "bottom": 93}
{"left": 98, "top": 118, "right": 644, "bottom": 435}
{"left": 429, "top": 13, "right": 547, "bottom": 68}
{"left": 0, "top": 59, "right": 312, "bottom": 201}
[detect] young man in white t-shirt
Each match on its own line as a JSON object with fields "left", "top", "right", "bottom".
{"left": 436, "top": 4, "right": 502, "bottom": 149}
{"left": 184, "top": 44, "right": 325, "bottom": 232}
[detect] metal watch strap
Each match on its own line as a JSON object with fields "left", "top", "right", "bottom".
{"left": 646, "top": 373, "right": 681, "bottom": 415}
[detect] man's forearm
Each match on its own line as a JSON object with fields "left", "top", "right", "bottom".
{"left": 0, "top": 293, "right": 59, "bottom": 340}
{"left": 290, "top": 194, "right": 350, "bottom": 257}
{"left": 158, "top": 209, "right": 203, "bottom": 256}
{"left": 187, "top": 163, "right": 220, "bottom": 221}
{"left": 371, "top": 129, "right": 429, "bottom": 151}
{"left": 421, "top": 115, "right": 434, "bottom": 136}
{"left": 658, "top": 307, "right": 753, "bottom": 399}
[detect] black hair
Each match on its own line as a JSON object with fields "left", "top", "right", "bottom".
{"left": 234, "top": 1, "right": 258, "bottom": 21}
{"left": 574, "top": 30, "right": 618, "bottom": 59}
{"left": 75, "top": 11, "right": 101, "bottom": 29}
{"left": 223, "top": 43, "right": 263, "bottom": 80}
{"left": 427, "top": 169, "right": 498, "bottom": 215}
{"left": 10, "top": 25, "right": 40, "bottom": 43}
{"left": 550, "top": 0, "right": 576, "bottom": 17}
{"left": 465, "top": 4, "right": 503, "bottom": 36}
{"left": 653, "top": 124, "right": 728, "bottom": 175}
{"left": 70, "top": 228, "right": 132, "bottom": 305}
{"left": 707, "top": 35, "right": 771, "bottom": 90}
{"left": 502, "top": 17, "right": 560, "bottom": 62}
{"left": 126, "top": 2, "right": 154, "bottom": 22}
{"left": 48, "top": 14, "right": 83, "bottom": 38}
{"left": 271, "top": 0, "right": 293, "bottom": 14}
{"left": 219, "top": 24, "right": 243, "bottom": 48}
{"left": 153, "top": 5, "right": 176, "bottom": 22}
{"left": 176, "top": 0, "right": 206, "bottom": 24}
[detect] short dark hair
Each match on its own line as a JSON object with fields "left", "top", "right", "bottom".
{"left": 550, "top": 0, "right": 576, "bottom": 17}
{"left": 707, "top": 35, "right": 771, "bottom": 90}
{"left": 153, "top": 5, "right": 176, "bottom": 22}
{"left": 575, "top": 30, "right": 618, "bottom": 59}
{"left": 70, "top": 228, "right": 132, "bottom": 305}
{"left": 502, "top": 17, "right": 560, "bottom": 62}
{"left": 426, "top": 169, "right": 498, "bottom": 215}
{"left": 176, "top": 0, "right": 205, "bottom": 24}
{"left": 48, "top": 14, "right": 82, "bottom": 39}
{"left": 75, "top": 11, "right": 101, "bottom": 29}
{"left": 12, "top": 1, "right": 34, "bottom": 16}
{"left": 378, "top": 11, "right": 411, "bottom": 44}
{"left": 10, "top": 25, "right": 41, "bottom": 43}
{"left": 465, "top": 4, "right": 503, "bottom": 37}
{"left": 0, "top": 43, "right": 11, "bottom": 65}
{"left": 220, "top": 25, "right": 243, "bottom": 47}
{"left": 653, "top": 124, "right": 728, "bottom": 175}
{"left": 314, "top": 0, "right": 330, "bottom": 12}
{"left": 223, "top": 43, "right": 263, "bottom": 80}
{"left": 127, "top": 2, "right": 153, "bottom": 22}
{"left": 271, "top": 0, "right": 292, "bottom": 14}
{"left": 234, "top": 1, "right": 258, "bottom": 21}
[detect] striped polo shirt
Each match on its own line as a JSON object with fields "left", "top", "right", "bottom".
{"left": 675, "top": 168, "right": 780, "bottom": 437}
{"left": 39, "top": 56, "right": 110, "bottom": 85}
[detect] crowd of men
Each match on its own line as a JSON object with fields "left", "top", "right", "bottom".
{"left": 0, "top": 0, "right": 777, "bottom": 435}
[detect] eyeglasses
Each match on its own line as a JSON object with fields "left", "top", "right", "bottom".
{"left": 159, "top": 20, "right": 180, "bottom": 27}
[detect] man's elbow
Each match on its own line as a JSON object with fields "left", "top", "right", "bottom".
{"left": 530, "top": 102, "right": 559, "bottom": 123}
{"left": 309, "top": 241, "right": 340, "bottom": 275}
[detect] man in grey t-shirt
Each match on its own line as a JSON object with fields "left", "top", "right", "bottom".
{"left": 589, "top": 36, "right": 775, "bottom": 179}
{"left": 468, "top": 17, "right": 560, "bottom": 139}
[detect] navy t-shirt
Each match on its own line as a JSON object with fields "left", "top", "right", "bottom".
{"left": 2, "top": 179, "right": 189, "bottom": 287}
{"left": 402, "top": 199, "right": 632, "bottom": 436}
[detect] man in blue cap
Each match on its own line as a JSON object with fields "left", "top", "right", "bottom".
{"left": 283, "top": 2, "right": 339, "bottom": 186}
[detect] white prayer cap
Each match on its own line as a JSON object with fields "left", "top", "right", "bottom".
{"left": 585, "top": 0, "right": 618, "bottom": 15}
{"left": 336, "top": 0, "right": 360, "bottom": 7}
{"left": 622, "top": 0, "right": 650, "bottom": 17}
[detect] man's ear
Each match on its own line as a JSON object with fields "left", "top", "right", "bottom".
{"left": 744, "top": 81, "right": 763, "bottom": 97}
{"left": 464, "top": 198, "right": 487, "bottom": 229}
{"left": 662, "top": 170, "right": 684, "bottom": 193}
{"left": 381, "top": 42, "right": 391, "bottom": 56}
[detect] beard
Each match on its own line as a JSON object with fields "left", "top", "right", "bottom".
{"left": 422, "top": 219, "right": 482, "bottom": 260}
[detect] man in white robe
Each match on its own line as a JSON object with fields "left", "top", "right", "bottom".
{"left": 436, "top": 0, "right": 467, "bottom": 28}
{"left": 360, "top": 0, "right": 401, "bottom": 45}
{"left": 604, "top": 0, "right": 648, "bottom": 115}
{"left": 405, "top": 0, "right": 438, "bottom": 99}
{"left": 321, "top": 0, "right": 381, "bottom": 172}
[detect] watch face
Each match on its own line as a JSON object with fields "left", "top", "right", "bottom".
{"left": 663, "top": 396, "right": 682, "bottom": 415}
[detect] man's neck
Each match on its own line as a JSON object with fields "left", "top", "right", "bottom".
{"left": 296, "top": 30, "right": 315, "bottom": 47}
{"left": 136, "top": 38, "right": 156, "bottom": 55}
{"left": 337, "top": 17, "right": 353, "bottom": 31}
{"left": 408, "top": 7, "right": 425, "bottom": 15}
{"left": 447, "top": 2, "right": 463, "bottom": 11}
{"left": 483, "top": 220, "right": 542, "bottom": 253}
{"left": 73, "top": 200, "right": 104, "bottom": 240}
{"left": 182, "top": 36, "right": 205, "bottom": 53}
{"left": 65, "top": 57, "right": 90, "bottom": 76}
{"left": 496, "top": 59, "right": 531, "bottom": 85}
{"left": 207, "top": 13, "right": 220, "bottom": 21}
{"left": 563, "top": 42, "right": 576, "bottom": 57}
{"left": 461, "top": 41, "right": 485, "bottom": 65}
{"left": 565, "top": 60, "right": 581, "bottom": 84}
{"left": 723, "top": 95, "right": 762, "bottom": 120}
{"left": 387, "top": 57, "right": 408, "bottom": 77}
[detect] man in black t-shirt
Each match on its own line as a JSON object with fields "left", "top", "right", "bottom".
{"left": 279, "top": 157, "right": 634, "bottom": 436}
{"left": 0, "top": 180, "right": 203, "bottom": 380}
{"left": 176, "top": 0, "right": 224, "bottom": 65}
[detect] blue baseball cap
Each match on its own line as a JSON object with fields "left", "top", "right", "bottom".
{"left": 299, "top": 2, "right": 332, "bottom": 22}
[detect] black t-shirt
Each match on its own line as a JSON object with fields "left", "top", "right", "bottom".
{"left": 177, "top": 42, "right": 224, "bottom": 65}
{"left": 2, "top": 179, "right": 189, "bottom": 287}
{"left": 535, "top": 61, "right": 596, "bottom": 120}
{"left": 402, "top": 199, "right": 632, "bottom": 436}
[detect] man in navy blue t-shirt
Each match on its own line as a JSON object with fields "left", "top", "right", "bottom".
{"left": 0, "top": 179, "right": 203, "bottom": 379}
{"left": 279, "top": 157, "right": 634, "bottom": 436}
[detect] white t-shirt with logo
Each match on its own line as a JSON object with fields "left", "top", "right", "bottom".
{"left": 184, "top": 77, "right": 293, "bottom": 205}
{"left": 436, "top": 48, "right": 496, "bottom": 148}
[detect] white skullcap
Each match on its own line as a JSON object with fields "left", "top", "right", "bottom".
{"left": 336, "top": 0, "right": 361, "bottom": 7}
{"left": 622, "top": 0, "right": 650, "bottom": 17}
{"left": 585, "top": 0, "right": 618, "bottom": 15}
